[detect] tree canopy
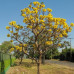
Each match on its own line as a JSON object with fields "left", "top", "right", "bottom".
{"left": 6, "top": 1, "right": 74, "bottom": 74}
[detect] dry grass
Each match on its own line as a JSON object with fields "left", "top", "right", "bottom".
{"left": 6, "top": 59, "right": 74, "bottom": 74}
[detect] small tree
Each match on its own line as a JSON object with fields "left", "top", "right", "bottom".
{"left": 6, "top": 1, "right": 74, "bottom": 74}
{"left": 0, "top": 41, "right": 14, "bottom": 53}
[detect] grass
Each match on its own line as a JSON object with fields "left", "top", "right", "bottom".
{"left": 6, "top": 59, "right": 74, "bottom": 74}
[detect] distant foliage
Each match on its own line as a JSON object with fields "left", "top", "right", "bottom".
{"left": 59, "top": 48, "right": 74, "bottom": 62}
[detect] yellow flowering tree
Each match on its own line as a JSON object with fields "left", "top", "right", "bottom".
{"left": 6, "top": 1, "right": 74, "bottom": 74}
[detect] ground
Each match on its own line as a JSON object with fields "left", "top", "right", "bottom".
{"left": 6, "top": 59, "right": 74, "bottom": 74}
{"left": 46, "top": 59, "right": 74, "bottom": 68}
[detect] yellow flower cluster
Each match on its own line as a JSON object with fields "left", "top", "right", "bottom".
{"left": 7, "top": 34, "right": 10, "bottom": 37}
{"left": 22, "top": 14, "right": 26, "bottom": 17}
{"left": 19, "top": 47, "right": 22, "bottom": 51}
{"left": 58, "top": 43, "right": 61, "bottom": 46}
{"left": 21, "top": 1, "right": 53, "bottom": 26}
{"left": 10, "top": 31, "right": 13, "bottom": 33}
{"left": 23, "top": 44, "right": 27, "bottom": 47}
{"left": 54, "top": 25, "right": 58, "bottom": 29}
{"left": 62, "top": 30, "right": 67, "bottom": 36}
{"left": 6, "top": 26, "right": 10, "bottom": 30}
{"left": 70, "top": 23, "right": 74, "bottom": 27}
{"left": 59, "top": 34, "right": 63, "bottom": 37}
{"left": 27, "top": 25, "right": 32, "bottom": 29}
{"left": 33, "top": 1, "right": 40, "bottom": 6}
{"left": 47, "top": 8, "right": 52, "bottom": 12}
{"left": 10, "top": 40, "right": 13, "bottom": 42}
{"left": 9, "top": 21, "right": 23, "bottom": 30}
{"left": 19, "top": 44, "right": 27, "bottom": 47}
{"left": 10, "top": 48, "right": 14, "bottom": 52}
{"left": 15, "top": 46, "right": 22, "bottom": 52}
{"left": 9, "top": 21, "right": 16, "bottom": 25}
{"left": 15, "top": 46, "right": 20, "bottom": 50}
{"left": 48, "top": 29, "right": 52, "bottom": 32}
{"left": 45, "top": 41, "right": 53, "bottom": 45}
{"left": 6, "top": 21, "right": 24, "bottom": 38}
{"left": 42, "top": 8, "right": 46, "bottom": 12}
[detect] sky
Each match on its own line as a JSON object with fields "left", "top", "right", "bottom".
{"left": 0, "top": 0, "right": 74, "bottom": 49}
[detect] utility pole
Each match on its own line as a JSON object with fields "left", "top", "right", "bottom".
{"left": 67, "top": 38, "right": 74, "bottom": 61}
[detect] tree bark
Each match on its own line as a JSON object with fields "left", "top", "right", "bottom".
{"left": 42, "top": 53, "right": 45, "bottom": 64}
{"left": 37, "top": 54, "right": 42, "bottom": 74}
{"left": 37, "top": 62, "right": 40, "bottom": 74}
{"left": 20, "top": 56, "right": 23, "bottom": 64}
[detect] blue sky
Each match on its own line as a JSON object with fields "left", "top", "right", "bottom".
{"left": 0, "top": 0, "right": 74, "bottom": 48}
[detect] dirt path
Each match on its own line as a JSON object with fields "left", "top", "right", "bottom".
{"left": 45, "top": 60, "right": 74, "bottom": 68}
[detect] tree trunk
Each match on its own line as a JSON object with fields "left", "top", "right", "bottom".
{"left": 37, "top": 54, "right": 42, "bottom": 74}
{"left": 20, "top": 46, "right": 23, "bottom": 64}
{"left": 20, "top": 56, "right": 23, "bottom": 64}
{"left": 42, "top": 53, "right": 45, "bottom": 64}
{"left": 37, "top": 62, "right": 40, "bottom": 74}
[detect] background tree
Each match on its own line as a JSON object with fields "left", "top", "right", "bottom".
{"left": 59, "top": 48, "right": 74, "bottom": 62}
{"left": 45, "top": 48, "right": 59, "bottom": 59}
{"left": 0, "top": 41, "right": 14, "bottom": 53}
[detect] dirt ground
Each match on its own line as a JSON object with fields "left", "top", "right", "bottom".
{"left": 6, "top": 66, "right": 28, "bottom": 74}
{"left": 6, "top": 59, "right": 74, "bottom": 74}
{"left": 46, "top": 60, "right": 74, "bottom": 68}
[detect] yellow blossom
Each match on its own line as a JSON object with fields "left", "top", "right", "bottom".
{"left": 19, "top": 44, "right": 23, "bottom": 46}
{"left": 41, "top": 4, "right": 45, "bottom": 8}
{"left": 9, "top": 21, "right": 16, "bottom": 25}
{"left": 37, "top": 32, "right": 39, "bottom": 34}
{"left": 7, "top": 34, "right": 10, "bottom": 37}
{"left": 33, "top": 2, "right": 37, "bottom": 5}
{"left": 12, "top": 21, "right": 16, "bottom": 25}
{"left": 36, "top": 18, "right": 39, "bottom": 22}
{"left": 20, "top": 26, "right": 24, "bottom": 29}
{"left": 37, "top": 26, "right": 40, "bottom": 30}
{"left": 59, "top": 34, "right": 63, "bottom": 37}
{"left": 21, "top": 8, "right": 26, "bottom": 12}
{"left": 15, "top": 25, "right": 19, "bottom": 29}
{"left": 29, "top": 5, "right": 32, "bottom": 8}
{"left": 23, "top": 18, "right": 27, "bottom": 23}
{"left": 45, "top": 41, "right": 53, "bottom": 45}
{"left": 70, "top": 23, "right": 74, "bottom": 27}
{"left": 31, "top": 20, "right": 35, "bottom": 23}
{"left": 40, "top": 20, "right": 44, "bottom": 23}
{"left": 19, "top": 47, "right": 22, "bottom": 51}
{"left": 54, "top": 25, "right": 58, "bottom": 28}
{"left": 10, "top": 48, "right": 14, "bottom": 52}
{"left": 15, "top": 46, "right": 19, "bottom": 50}
{"left": 58, "top": 43, "right": 61, "bottom": 46}
{"left": 10, "top": 40, "right": 13, "bottom": 42}
{"left": 42, "top": 23, "right": 45, "bottom": 26}
{"left": 23, "top": 44, "right": 27, "bottom": 47}
{"left": 48, "top": 29, "right": 52, "bottom": 32}
{"left": 42, "top": 9, "right": 46, "bottom": 12}
{"left": 47, "top": 8, "right": 52, "bottom": 12}
{"left": 10, "top": 31, "right": 13, "bottom": 33}
{"left": 6, "top": 26, "right": 10, "bottom": 29}
{"left": 22, "top": 14, "right": 26, "bottom": 17}
{"left": 41, "top": 26, "right": 44, "bottom": 29}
